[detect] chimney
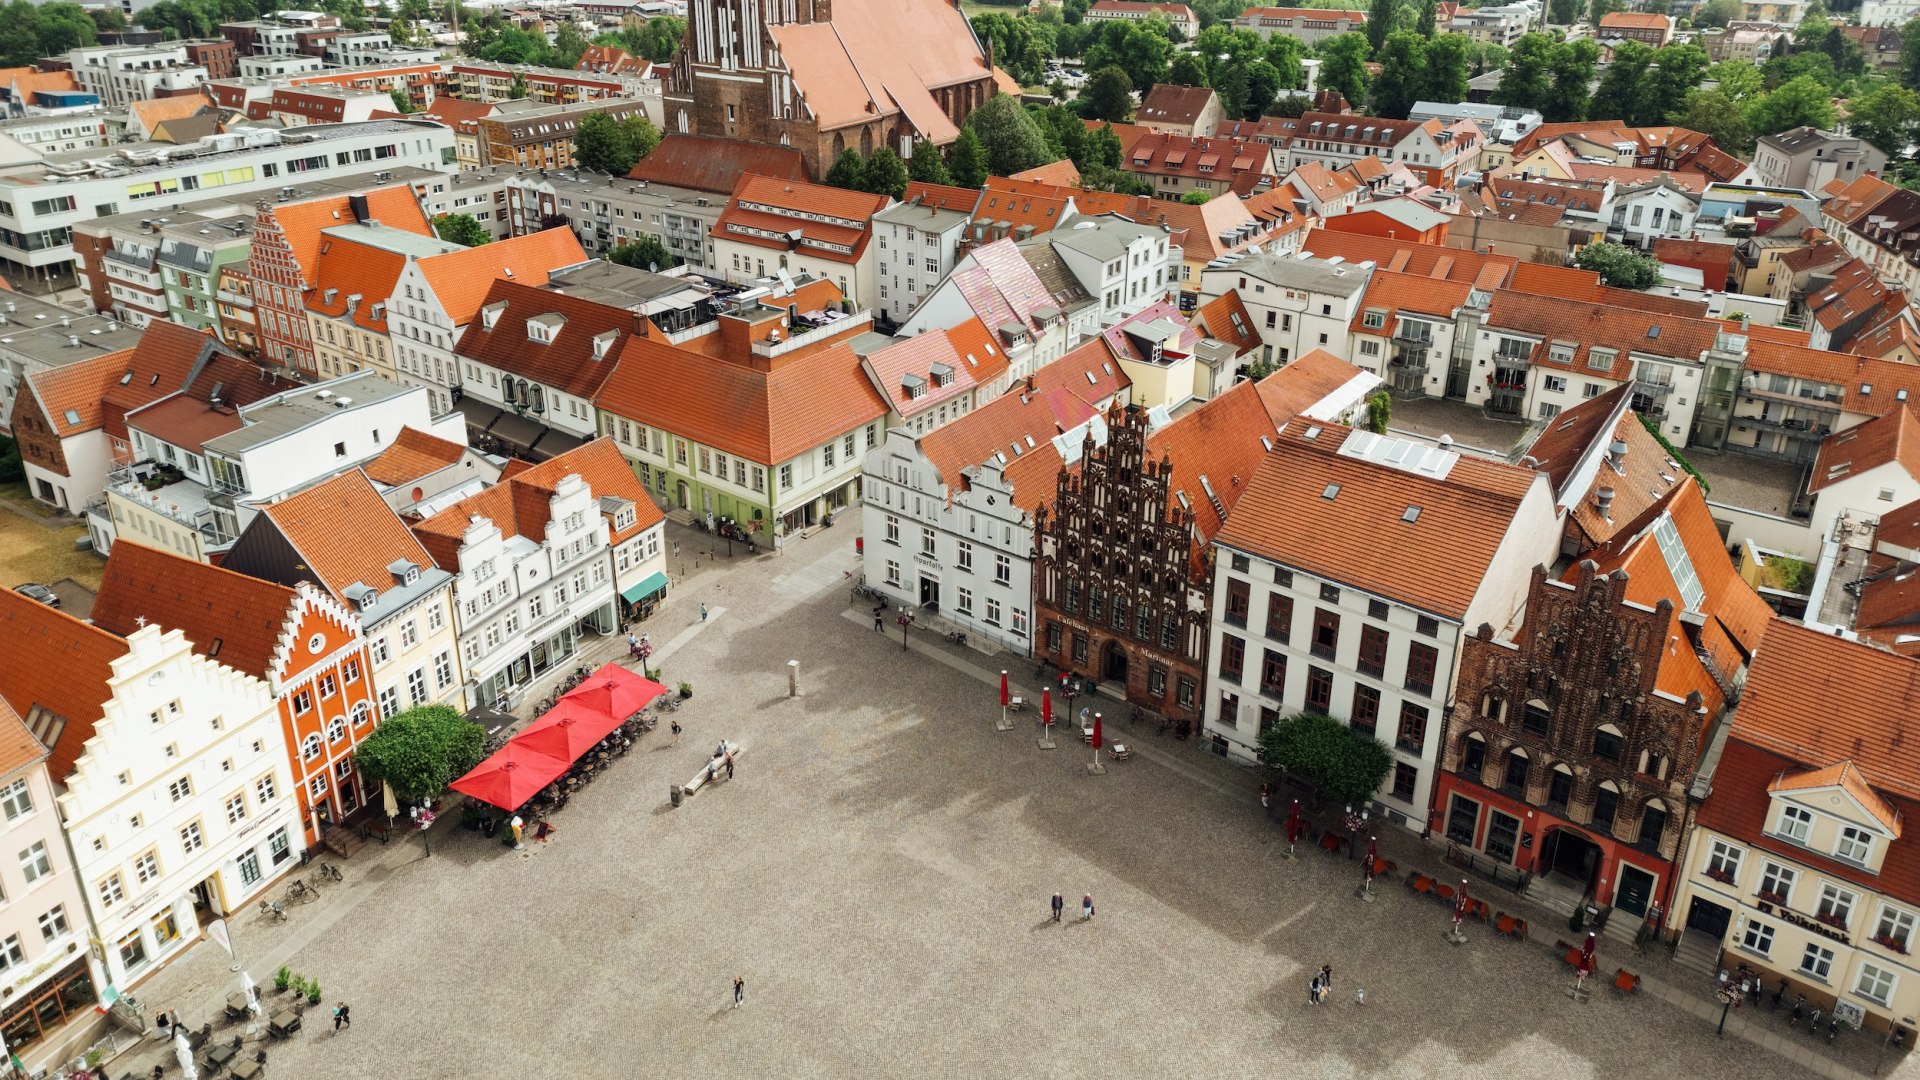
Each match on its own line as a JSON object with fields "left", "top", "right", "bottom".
{"left": 1608, "top": 438, "right": 1629, "bottom": 470}
{"left": 1596, "top": 485, "right": 1616, "bottom": 516}
{"left": 1437, "top": 433, "right": 1453, "bottom": 450}
{"left": 348, "top": 193, "right": 370, "bottom": 223}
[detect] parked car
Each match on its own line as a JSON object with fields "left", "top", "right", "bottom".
{"left": 13, "top": 583, "right": 58, "bottom": 607}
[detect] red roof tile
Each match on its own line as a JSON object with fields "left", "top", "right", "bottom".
{"left": 91, "top": 539, "right": 301, "bottom": 681}
{"left": 1218, "top": 422, "right": 1541, "bottom": 619}
{"left": 627, "top": 134, "right": 812, "bottom": 194}
{"left": 715, "top": 174, "right": 888, "bottom": 263}
{"left": 454, "top": 279, "right": 635, "bottom": 399}
{"left": 1810, "top": 405, "right": 1920, "bottom": 492}
{"left": 254, "top": 469, "right": 436, "bottom": 603}
{"left": 0, "top": 697, "right": 47, "bottom": 781}
{"left": 1300, "top": 231, "right": 1516, "bottom": 288}
{"left": 268, "top": 187, "right": 432, "bottom": 286}
{"left": 915, "top": 379, "right": 1102, "bottom": 511}
{"left": 0, "top": 588, "right": 130, "bottom": 782}
{"left": 1192, "top": 291, "right": 1261, "bottom": 356}
{"left": 416, "top": 228, "right": 587, "bottom": 328}
{"left": 363, "top": 426, "right": 470, "bottom": 487}
{"left": 497, "top": 437, "right": 662, "bottom": 544}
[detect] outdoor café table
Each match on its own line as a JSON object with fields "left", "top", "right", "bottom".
{"left": 1320, "top": 831, "right": 1345, "bottom": 855}
{"left": 206, "top": 1042, "right": 238, "bottom": 1072}
{"left": 231, "top": 1059, "right": 264, "bottom": 1080}
{"left": 1435, "top": 882, "right": 1456, "bottom": 905}
{"left": 268, "top": 1009, "right": 300, "bottom": 1037}
{"left": 226, "top": 992, "right": 250, "bottom": 1019}
{"left": 1110, "top": 744, "right": 1132, "bottom": 760}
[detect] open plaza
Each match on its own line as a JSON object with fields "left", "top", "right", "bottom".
{"left": 99, "top": 528, "right": 1864, "bottom": 1080}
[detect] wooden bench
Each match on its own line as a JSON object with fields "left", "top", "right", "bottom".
{"left": 1613, "top": 968, "right": 1640, "bottom": 995}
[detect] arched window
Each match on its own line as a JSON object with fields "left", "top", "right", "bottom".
{"left": 326, "top": 716, "right": 347, "bottom": 744}
{"left": 1461, "top": 732, "right": 1487, "bottom": 776}
{"left": 1638, "top": 797, "right": 1669, "bottom": 848}
{"left": 1593, "top": 781, "right": 1621, "bottom": 832}
{"left": 1547, "top": 763, "right": 1574, "bottom": 810}
{"left": 1480, "top": 694, "right": 1506, "bottom": 724}
{"left": 1522, "top": 698, "right": 1550, "bottom": 734}
{"left": 301, "top": 733, "right": 323, "bottom": 761}
{"left": 1503, "top": 746, "right": 1529, "bottom": 796}
{"left": 1593, "top": 723, "right": 1624, "bottom": 762}
{"left": 351, "top": 702, "right": 371, "bottom": 727}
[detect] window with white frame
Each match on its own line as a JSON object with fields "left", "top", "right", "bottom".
{"left": 1013, "top": 609, "right": 1029, "bottom": 637}
{"left": 0, "top": 934, "right": 23, "bottom": 973}
{"left": 226, "top": 792, "right": 247, "bottom": 825}
{"left": 133, "top": 850, "right": 159, "bottom": 885}
{"left": 1857, "top": 962, "right": 1898, "bottom": 1005}
{"left": 0, "top": 778, "right": 32, "bottom": 821}
{"left": 1706, "top": 840, "right": 1743, "bottom": 885}
{"left": 379, "top": 686, "right": 400, "bottom": 719}
{"left": 1778, "top": 804, "right": 1814, "bottom": 843}
{"left": 885, "top": 516, "right": 899, "bottom": 545}
{"left": 238, "top": 850, "right": 261, "bottom": 887}
{"left": 167, "top": 775, "right": 192, "bottom": 801}
{"left": 18, "top": 841, "right": 50, "bottom": 884}
{"left": 98, "top": 873, "right": 125, "bottom": 910}
{"left": 986, "top": 598, "right": 1002, "bottom": 625}
{"left": 179, "top": 820, "right": 203, "bottom": 855}
{"left": 327, "top": 716, "right": 347, "bottom": 743}
{"left": 885, "top": 560, "right": 900, "bottom": 586}
{"left": 1799, "top": 942, "right": 1835, "bottom": 981}
{"left": 956, "top": 588, "right": 972, "bottom": 615}
{"left": 1818, "top": 883, "right": 1856, "bottom": 927}
{"left": 37, "top": 904, "right": 67, "bottom": 943}
{"left": 994, "top": 554, "right": 1011, "bottom": 585}
{"left": 957, "top": 542, "right": 973, "bottom": 571}
{"left": 256, "top": 773, "right": 277, "bottom": 804}
{"left": 1740, "top": 919, "right": 1774, "bottom": 956}
{"left": 1837, "top": 825, "right": 1874, "bottom": 865}
{"left": 920, "top": 527, "right": 935, "bottom": 557}
{"left": 1876, "top": 905, "right": 1916, "bottom": 951}
{"left": 302, "top": 733, "right": 323, "bottom": 761}
{"left": 1759, "top": 861, "right": 1796, "bottom": 903}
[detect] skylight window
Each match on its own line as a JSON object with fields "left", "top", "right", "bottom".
{"left": 1402, "top": 506, "right": 1421, "bottom": 523}
{"left": 1322, "top": 483, "right": 1341, "bottom": 499}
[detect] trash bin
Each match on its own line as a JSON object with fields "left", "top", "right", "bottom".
{"left": 669, "top": 785, "right": 684, "bottom": 808}
{"left": 855, "top": 536, "right": 864, "bottom": 555}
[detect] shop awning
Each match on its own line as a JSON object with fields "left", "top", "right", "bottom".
{"left": 448, "top": 742, "right": 570, "bottom": 811}
{"left": 488, "top": 410, "right": 545, "bottom": 453}
{"left": 620, "top": 571, "right": 670, "bottom": 605}
{"left": 529, "top": 427, "right": 586, "bottom": 460}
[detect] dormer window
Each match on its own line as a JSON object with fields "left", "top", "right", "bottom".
{"left": 592, "top": 330, "right": 618, "bottom": 360}
{"left": 1836, "top": 825, "right": 1873, "bottom": 865}
{"left": 1777, "top": 803, "right": 1814, "bottom": 843}
{"left": 1361, "top": 310, "right": 1385, "bottom": 330}
{"left": 479, "top": 301, "right": 505, "bottom": 330}
{"left": 404, "top": 568, "right": 419, "bottom": 586}
{"left": 358, "top": 590, "right": 378, "bottom": 610}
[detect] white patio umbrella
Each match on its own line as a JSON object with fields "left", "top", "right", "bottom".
{"left": 173, "top": 1030, "right": 198, "bottom": 1080}
{"left": 241, "top": 969, "right": 262, "bottom": 1018}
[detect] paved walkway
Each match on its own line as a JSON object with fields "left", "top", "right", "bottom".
{"left": 94, "top": 523, "right": 1906, "bottom": 1079}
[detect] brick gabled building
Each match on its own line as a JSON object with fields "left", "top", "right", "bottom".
{"left": 1437, "top": 479, "right": 1770, "bottom": 927}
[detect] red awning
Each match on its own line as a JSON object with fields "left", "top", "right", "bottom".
{"left": 514, "top": 699, "right": 623, "bottom": 762}
{"left": 560, "top": 662, "right": 668, "bottom": 720}
{"left": 448, "top": 743, "right": 571, "bottom": 812}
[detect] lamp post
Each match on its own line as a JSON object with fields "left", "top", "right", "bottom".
{"left": 1716, "top": 981, "right": 1741, "bottom": 1037}
{"left": 897, "top": 606, "right": 914, "bottom": 651}
{"left": 1345, "top": 804, "right": 1368, "bottom": 859}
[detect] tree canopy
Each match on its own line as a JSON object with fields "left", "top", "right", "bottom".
{"left": 593, "top": 16, "right": 685, "bottom": 63}
{"left": 1316, "top": 32, "right": 1373, "bottom": 112}
{"left": 433, "top": 213, "right": 490, "bottom": 248}
{"left": 964, "top": 94, "right": 1054, "bottom": 179}
{"left": 608, "top": 236, "right": 680, "bottom": 272}
{"left": 1574, "top": 241, "right": 1662, "bottom": 290}
{"left": 1256, "top": 712, "right": 1394, "bottom": 808}
{"left": 574, "top": 111, "right": 661, "bottom": 176}
{"left": 353, "top": 704, "right": 485, "bottom": 806}
{"left": 0, "top": 1, "right": 99, "bottom": 65}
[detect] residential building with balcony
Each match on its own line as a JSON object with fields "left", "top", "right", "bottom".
{"left": 91, "top": 370, "right": 458, "bottom": 559}
{"left": 0, "top": 593, "right": 297, "bottom": 1007}
{"left": 305, "top": 222, "right": 463, "bottom": 382}
{"left": 502, "top": 168, "right": 723, "bottom": 271}
{"left": 1201, "top": 423, "right": 1556, "bottom": 826}
{"left": 1197, "top": 250, "right": 1373, "bottom": 371}
{"left": 1344, "top": 270, "right": 1476, "bottom": 398}
{"left": 65, "top": 45, "right": 209, "bottom": 109}
{"left": 1232, "top": 7, "right": 1367, "bottom": 45}
{"left": 872, "top": 188, "right": 973, "bottom": 326}
{"left": 1284, "top": 113, "right": 1481, "bottom": 190}
{"left": 1437, "top": 480, "right": 1769, "bottom": 927}
{"left": 1671, "top": 622, "right": 1920, "bottom": 1040}
{"left": 711, "top": 176, "right": 889, "bottom": 311}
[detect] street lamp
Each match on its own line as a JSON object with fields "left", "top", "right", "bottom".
{"left": 897, "top": 606, "right": 914, "bottom": 651}
{"left": 1345, "top": 804, "right": 1368, "bottom": 859}
{"left": 1715, "top": 979, "right": 1741, "bottom": 1037}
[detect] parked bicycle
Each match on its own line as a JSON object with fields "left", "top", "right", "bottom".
{"left": 311, "top": 862, "right": 343, "bottom": 885}
{"left": 284, "top": 880, "right": 318, "bottom": 905}
{"left": 258, "top": 900, "right": 287, "bottom": 923}
{"left": 943, "top": 630, "right": 967, "bottom": 647}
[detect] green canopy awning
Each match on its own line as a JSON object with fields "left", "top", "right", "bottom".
{"left": 621, "top": 570, "right": 670, "bottom": 605}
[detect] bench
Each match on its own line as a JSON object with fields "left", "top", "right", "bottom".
{"left": 683, "top": 742, "right": 747, "bottom": 795}
{"left": 1613, "top": 969, "right": 1640, "bottom": 995}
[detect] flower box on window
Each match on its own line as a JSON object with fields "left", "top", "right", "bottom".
{"left": 1815, "top": 910, "right": 1848, "bottom": 930}
{"left": 1873, "top": 934, "right": 1909, "bottom": 955}
{"left": 1756, "top": 890, "right": 1786, "bottom": 907}
{"left": 1705, "top": 867, "right": 1736, "bottom": 885}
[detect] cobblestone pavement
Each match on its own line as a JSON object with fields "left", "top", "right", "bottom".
{"left": 1384, "top": 395, "right": 1532, "bottom": 460}
{"left": 105, "top": 525, "right": 1897, "bottom": 1080}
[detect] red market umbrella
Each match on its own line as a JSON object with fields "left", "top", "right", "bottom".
{"left": 449, "top": 743, "right": 570, "bottom": 811}
{"left": 561, "top": 662, "right": 668, "bottom": 719}
{"left": 1364, "top": 835, "right": 1377, "bottom": 864}
{"left": 1286, "top": 800, "right": 1302, "bottom": 843}
{"left": 1091, "top": 713, "right": 1103, "bottom": 750}
{"left": 1578, "top": 932, "right": 1597, "bottom": 977}
{"left": 513, "top": 699, "right": 620, "bottom": 762}
{"left": 1041, "top": 688, "right": 1052, "bottom": 727}
{"left": 999, "top": 670, "right": 1009, "bottom": 708}
{"left": 1454, "top": 879, "right": 1472, "bottom": 924}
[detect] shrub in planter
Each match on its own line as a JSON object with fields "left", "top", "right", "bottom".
{"left": 274, "top": 966, "right": 291, "bottom": 992}
{"left": 677, "top": 681, "right": 693, "bottom": 699}
{"left": 307, "top": 980, "right": 322, "bottom": 1005}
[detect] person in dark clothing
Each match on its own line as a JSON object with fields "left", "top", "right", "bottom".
{"left": 1051, "top": 893, "right": 1064, "bottom": 921}
{"left": 332, "top": 1002, "right": 350, "bottom": 1033}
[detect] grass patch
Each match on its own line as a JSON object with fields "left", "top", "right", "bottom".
{"left": 0, "top": 510, "right": 101, "bottom": 591}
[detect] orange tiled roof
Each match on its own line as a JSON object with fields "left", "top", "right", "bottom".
{"left": 455, "top": 279, "right": 637, "bottom": 399}
{"left": 1600, "top": 11, "right": 1672, "bottom": 29}
{"left": 417, "top": 95, "right": 496, "bottom": 128}
{"left": 129, "top": 94, "right": 212, "bottom": 135}
{"left": 1251, "top": 349, "right": 1368, "bottom": 423}
{"left": 1138, "top": 84, "right": 1218, "bottom": 130}
{"left": 1855, "top": 568, "right": 1920, "bottom": 655}
{"left": 915, "top": 378, "right": 1102, "bottom": 510}
{"left": 256, "top": 468, "right": 437, "bottom": 603}
{"left": 492, "top": 437, "right": 662, "bottom": 545}
{"left": 363, "top": 426, "right": 469, "bottom": 487}
{"left": 270, "top": 187, "right": 431, "bottom": 286}
{"left": 1822, "top": 174, "right": 1898, "bottom": 228}
{"left": 1730, "top": 619, "right": 1920, "bottom": 803}
{"left": 1810, "top": 405, "right": 1920, "bottom": 492}
{"left": 91, "top": 539, "right": 301, "bottom": 681}
{"left": 23, "top": 348, "right": 139, "bottom": 438}
{"left": 1009, "top": 159, "right": 1081, "bottom": 187}
{"left": 903, "top": 181, "right": 981, "bottom": 214}
{"left": 1192, "top": 291, "right": 1261, "bottom": 355}
{"left": 416, "top": 227, "right": 587, "bottom": 327}
{"left": 860, "top": 318, "right": 1009, "bottom": 419}
{"left": 627, "top": 134, "right": 812, "bottom": 194}
{"left": 972, "top": 176, "right": 1078, "bottom": 237}
{"left": 1769, "top": 761, "right": 1901, "bottom": 834}
{"left": 715, "top": 174, "right": 888, "bottom": 263}
{"left": 0, "top": 696, "right": 46, "bottom": 781}
{"left": 305, "top": 234, "right": 410, "bottom": 334}
{"left": 0, "top": 588, "right": 130, "bottom": 782}
{"left": 1349, "top": 270, "right": 1471, "bottom": 334}
{"left": 1484, "top": 290, "right": 1719, "bottom": 379}
{"left": 124, "top": 351, "right": 296, "bottom": 453}
{"left": 1146, "top": 381, "right": 1283, "bottom": 545}
{"left": 765, "top": 0, "right": 991, "bottom": 144}
{"left": 1878, "top": 496, "right": 1920, "bottom": 552}
{"left": 1217, "top": 421, "right": 1540, "bottom": 619}
{"left": 1300, "top": 231, "right": 1516, "bottom": 289}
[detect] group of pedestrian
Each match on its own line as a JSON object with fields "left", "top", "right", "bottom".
{"left": 1049, "top": 892, "right": 1095, "bottom": 921}
{"left": 1308, "top": 964, "right": 1334, "bottom": 1006}
{"left": 707, "top": 743, "right": 735, "bottom": 783}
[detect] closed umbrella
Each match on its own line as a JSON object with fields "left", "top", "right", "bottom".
{"left": 1091, "top": 712, "right": 1103, "bottom": 768}
{"left": 999, "top": 671, "right": 1009, "bottom": 708}
{"left": 241, "top": 970, "right": 261, "bottom": 1018}
{"left": 1286, "top": 800, "right": 1303, "bottom": 848}
{"left": 1578, "top": 931, "right": 1597, "bottom": 978}
{"left": 1041, "top": 688, "right": 1052, "bottom": 729}
{"left": 174, "top": 1031, "right": 197, "bottom": 1080}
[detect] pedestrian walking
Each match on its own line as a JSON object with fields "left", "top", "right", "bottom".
{"left": 873, "top": 605, "right": 884, "bottom": 631}
{"left": 1051, "top": 893, "right": 1064, "bottom": 922}
{"left": 725, "top": 753, "right": 735, "bottom": 780}
{"left": 1260, "top": 782, "right": 1271, "bottom": 811}
{"left": 1319, "top": 964, "right": 1333, "bottom": 994}
{"left": 732, "top": 977, "right": 745, "bottom": 1009}
{"left": 670, "top": 719, "right": 682, "bottom": 745}
{"left": 701, "top": 602, "right": 709, "bottom": 621}
{"left": 1082, "top": 894, "right": 1094, "bottom": 921}
{"left": 1309, "top": 974, "right": 1321, "bottom": 1006}
{"left": 626, "top": 633, "right": 639, "bottom": 658}
{"left": 331, "top": 1002, "right": 351, "bottom": 1033}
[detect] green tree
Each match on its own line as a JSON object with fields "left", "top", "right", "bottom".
{"left": 1706, "top": 60, "right": 1764, "bottom": 102}
{"left": 1367, "top": 0, "right": 1396, "bottom": 53}
{"left": 1670, "top": 88, "right": 1752, "bottom": 154}
{"left": 1083, "top": 19, "right": 1174, "bottom": 89}
{"left": 432, "top": 213, "right": 489, "bottom": 247}
{"left": 574, "top": 111, "right": 658, "bottom": 175}
{"left": 1168, "top": 50, "right": 1210, "bottom": 87}
{"left": 1541, "top": 38, "right": 1601, "bottom": 123}
{"left": 1317, "top": 32, "right": 1373, "bottom": 110}
{"left": 907, "top": 140, "right": 955, "bottom": 186}
{"left": 947, "top": 127, "right": 989, "bottom": 188}
{"left": 1902, "top": 16, "right": 1920, "bottom": 93}
{"left": 508, "top": 72, "right": 528, "bottom": 100}
{"left": 1574, "top": 241, "right": 1662, "bottom": 289}
{"left": 388, "top": 88, "right": 415, "bottom": 114}
{"left": 1369, "top": 31, "right": 1427, "bottom": 120}
{"left": 1589, "top": 40, "right": 1654, "bottom": 123}
{"left": 1694, "top": 0, "right": 1741, "bottom": 27}
{"left": 965, "top": 94, "right": 1054, "bottom": 178}
{"left": 608, "top": 236, "right": 680, "bottom": 271}
{"left": 1493, "top": 32, "right": 1554, "bottom": 112}
{"left": 479, "top": 26, "right": 555, "bottom": 65}
{"left": 1086, "top": 122, "right": 1125, "bottom": 169}
{"left": 1744, "top": 75, "right": 1837, "bottom": 138}
{"left": 1243, "top": 60, "right": 1287, "bottom": 116}
{"left": 1082, "top": 64, "right": 1135, "bottom": 122}
{"left": 1420, "top": 34, "right": 1472, "bottom": 109}
{"left": 863, "top": 145, "right": 909, "bottom": 198}
{"left": 1417, "top": 0, "right": 1437, "bottom": 37}
{"left": 1262, "top": 34, "right": 1307, "bottom": 89}
{"left": 1844, "top": 83, "right": 1920, "bottom": 159}
{"left": 1256, "top": 712, "right": 1394, "bottom": 808}
{"left": 1216, "top": 63, "right": 1251, "bottom": 119}
{"left": 353, "top": 704, "right": 485, "bottom": 805}
{"left": 620, "top": 112, "right": 661, "bottom": 164}
{"left": 1648, "top": 43, "right": 1710, "bottom": 126}
{"left": 552, "top": 21, "right": 589, "bottom": 69}
{"left": 1180, "top": 189, "right": 1213, "bottom": 204}
{"left": 823, "top": 148, "right": 868, "bottom": 192}
{"left": 1549, "top": 0, "right": 1581, "bottom": 23}
{"left": 1589, "top": 0, "right": 1623, "bottom": 24}
{"left": 1365, "top": 389, "right": 1391, "bottom": 434}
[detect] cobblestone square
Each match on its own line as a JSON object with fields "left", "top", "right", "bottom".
{"left": 118, "top": 533, "right": 1863, "bottom": 1080}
